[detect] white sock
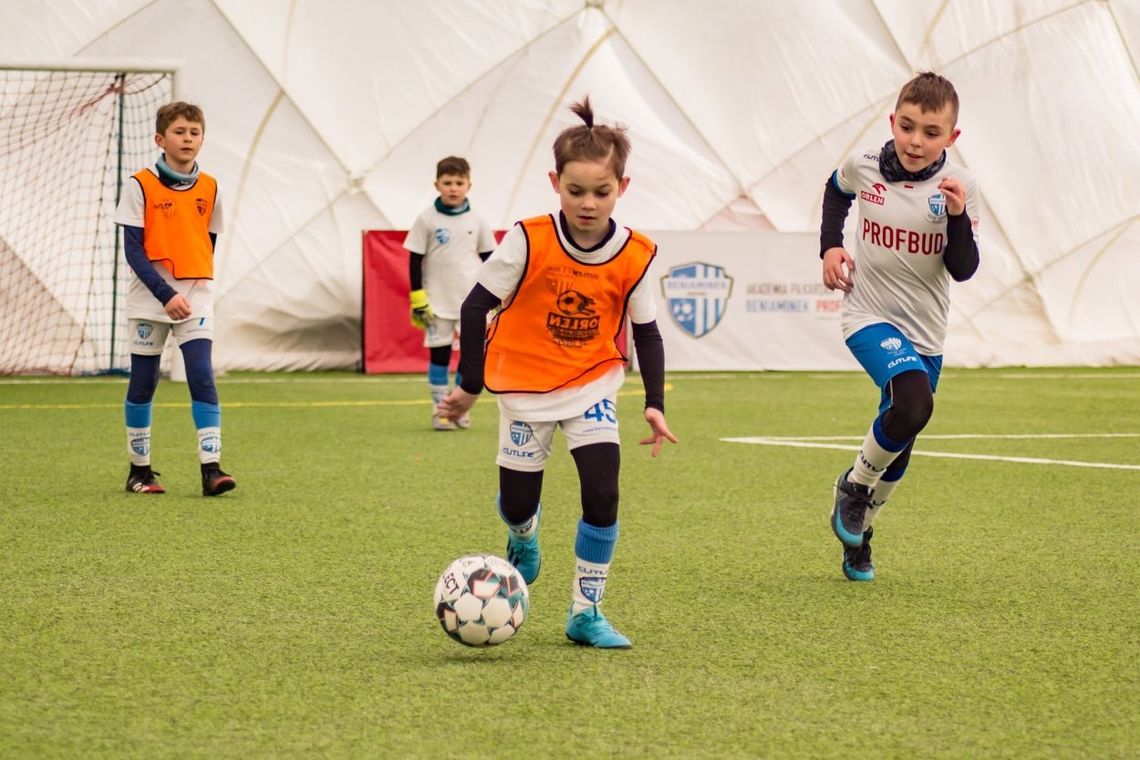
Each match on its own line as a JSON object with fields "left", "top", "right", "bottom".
{"left": 864, "top": 477, "right": 901, "bottom": 530}
{"left": 571, "top": 557, "right": 610, "bottom": 615}
{"left": 127, "top": 427, "right": 150, "bottom": 466}
{"left": 429, "top": 383, "right": 449, "bottom": 406}
{"left": 197, "top": 426, "right": 221, "bottom": 464}
{"left": 849, "top": 424, "right": 899, "bottom": 487}
{"left": 506, "top": 513, "right": 538, "bottom": 541}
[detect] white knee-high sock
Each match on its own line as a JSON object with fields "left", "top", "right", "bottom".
{"left": 849, "top": 417, "right": 908, "bottom": 488}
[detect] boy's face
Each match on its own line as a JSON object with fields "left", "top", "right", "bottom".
{"left": 548, "top": 159, "right": 629, "bottom": 245}
{"left": 155, "top": 116, "right": 204, "bottom": 172}
{"left": 889, "top": 101, "right": 960, "bottom": 173}
{"left": 435, "top": 174, "right": 471, "bottom": 208}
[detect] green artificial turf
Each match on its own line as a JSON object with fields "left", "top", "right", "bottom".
{"left": 1, "top": 368, "right": 1137, "bottom": 758}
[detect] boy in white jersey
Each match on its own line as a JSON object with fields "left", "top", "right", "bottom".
{"left": 439, "top": 98, "right": 677, "bottom": 648}
{"left": 114, "top": 102, "right": 236, "bottom": 497}
{"left": 819, "top": 72, "right": 980, "bottom": 580}
{"left": 404, "top": 156, "right": 496, "bottom": 430}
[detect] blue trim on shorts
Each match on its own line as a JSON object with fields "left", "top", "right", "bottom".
{"left": 846, "top": 323, "right": 942, "bottom": 414}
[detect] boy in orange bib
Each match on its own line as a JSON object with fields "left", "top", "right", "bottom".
{"left": 440, "top": 98, "right": 677, "bottom": 648}
{"left": 113, "top": 102, "right": 236, "bottom": 497}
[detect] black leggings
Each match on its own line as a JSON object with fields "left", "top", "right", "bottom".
{"left": 880, "top": 370, "right": 934, "bottom": 444}
{"left": 498, "top": 442, "right": 620, "bottom": 528}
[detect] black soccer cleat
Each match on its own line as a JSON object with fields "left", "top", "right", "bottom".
{"left": 201, "top": 463, "right": 236, "bottom": 497}
{"left": 831, "top": 468, "right": 872, "bottom": 547}
{"left": 842, "top": 527, "right": 875, "bottom": 581}
{"left": 126, "top": 464, "right": 166, "bottom": 494}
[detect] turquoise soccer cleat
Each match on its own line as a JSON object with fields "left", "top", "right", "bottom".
{"left": 831, "top": 469, "right": 872, "bottom": 548}
{"left": 565, "top": 605, "right": 631, "bottom": 649}
{"left": 842, "top": 527, "right": 875, "bottom": 581}
{"left": 505, "top": 505, "right": 541, "bottom": 585}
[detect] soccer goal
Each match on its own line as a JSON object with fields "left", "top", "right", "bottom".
{"left": 0, "top": 62, "right": 176, "bottom": 375}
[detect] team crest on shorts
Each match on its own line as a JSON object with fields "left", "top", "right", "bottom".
{"left": 879, "top": 337, "right": 903, "bottom": 353}
{"left": 660, "top": 262, "right": 733, "bottom": 338}
{"left": 137, "top": 323, "right": 153, "bottom": 339}
{"left": 509, "top": 421, "right": 533, "bottom": 447}
{"left": 926, "top": 192, "right": 947, "bottom": 223}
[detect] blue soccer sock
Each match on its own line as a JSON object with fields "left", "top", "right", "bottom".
{"left": 125, "top": 400, "right": 153, "bottom": 466}
{"left": 572, "top": 520, "right": 618, "bottom": 615}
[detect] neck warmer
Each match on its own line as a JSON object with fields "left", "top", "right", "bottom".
{"left": 878, "top": 140, "right": 946, "bottom": 183}
{"left": 156, "top": 153, "right": 200, "bottom": 186}
{"left": 435, "top": 197, "right": 470, "bottom": 216}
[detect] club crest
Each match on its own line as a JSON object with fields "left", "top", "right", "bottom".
{"left": 660, "top": 262, "right": 733, "bottom": 338}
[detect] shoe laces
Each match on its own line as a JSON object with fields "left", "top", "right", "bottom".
{"left": 842, "top": 480, "right": 872, "bottom": 523}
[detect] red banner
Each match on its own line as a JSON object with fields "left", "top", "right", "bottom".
{"left": 362, "top": 231, "right": 428, "bottom": 373}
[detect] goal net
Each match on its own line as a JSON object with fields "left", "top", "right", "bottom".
{"left": 0, "top": 65, "right": 174, "bottom": 375}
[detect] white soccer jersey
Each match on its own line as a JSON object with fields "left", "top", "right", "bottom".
{"left": 403, "top": 203, "right": 496, "bottom": 320}
{"left": 833, "top": 148, "right": 979, "bottom": 355}
{"left": 476, "top": 216, "right": 658, "bottom": 421}
{"left": 113, "top": 168, "right": 225, "bottom": 322}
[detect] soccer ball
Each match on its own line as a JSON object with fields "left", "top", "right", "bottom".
{"left": 433, "top": 555, "right": 529, "bottom": 646}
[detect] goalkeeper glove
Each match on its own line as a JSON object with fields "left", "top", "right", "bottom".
{"left": 409, "top": 289, "right": 435, "bottom": 329}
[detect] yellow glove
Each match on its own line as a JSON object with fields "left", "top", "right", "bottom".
{"left": 409, "top": 289, "right": 435, "bottom": 329}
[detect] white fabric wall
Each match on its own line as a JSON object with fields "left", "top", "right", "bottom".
{"left": 2, "top": 0, "right": 1137, "bottom": 370}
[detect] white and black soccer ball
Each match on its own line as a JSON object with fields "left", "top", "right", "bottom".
{"left": 433, "top": 555, "right": 529, "bottom": 647}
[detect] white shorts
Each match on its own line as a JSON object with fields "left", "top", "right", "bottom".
{"left": 497, "top": 393, "right": 620, "bottom": 472}
{"left": 128, "top": 317, "right": 214, "bottom": 355}
{"left": 423, "top": 317, "right": 459, "bottom": 349}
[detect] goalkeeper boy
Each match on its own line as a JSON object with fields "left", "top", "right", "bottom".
{"left": 404, "top": 156, "right": 496, "bottom": 430}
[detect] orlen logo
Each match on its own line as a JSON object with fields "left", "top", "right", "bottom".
{"left": 861, "top": 182, "right": 887, "bottom": 206}
{"left": 879, "top": 337, "right": 903, "bottom": 352}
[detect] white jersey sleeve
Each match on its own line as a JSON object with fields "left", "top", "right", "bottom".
{"left": 113, "top": 176, "right": 146, "bottom": 227}
{"left": 402, "top": 212, "right": 431, "bottom": 255}
{"left": 476, "top": 224, "right": 527, "bottom": 301}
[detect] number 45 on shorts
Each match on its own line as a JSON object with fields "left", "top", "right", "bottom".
{"left": 583, "top": 399, "right": 616, "bottom": 424}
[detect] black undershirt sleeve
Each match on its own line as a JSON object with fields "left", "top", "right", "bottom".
{"left": 456, "top": 283, "right": 501, "bottom": 395}
{"left": 631, "top": 320, "right": 665, "bottom": 413}
{"left": 819, "top": 176, "right": 853, "bottom": 257}
{"left": 942, "top": 211, "right": 980, "bottom": 282}
{"left": 408, "top": 252, "right": 425, "bottom": 291}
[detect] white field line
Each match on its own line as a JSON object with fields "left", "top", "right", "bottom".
{"left": 721, "top": 435, "right": 1140, "bottom": 471}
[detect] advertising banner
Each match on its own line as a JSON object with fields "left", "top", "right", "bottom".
{"left": 648, "top": 231, "right": 859, "bottom": 371}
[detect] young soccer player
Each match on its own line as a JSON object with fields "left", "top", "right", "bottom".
{"left": 114, "top": 101, "right": 236, "bottom": 497}
{"left": 404, "top": 156, "right": 496, "bottom": 430}
{"left": 439, "top": 97, "right": 678, "bottom": 649}
{"left": 820, "top": 72, "right": 980, "bottom": 580}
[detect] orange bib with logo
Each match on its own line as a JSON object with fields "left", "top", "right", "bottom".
{"left": 484, "top": 215, "right": 656, "bottom": 394}
{"left": 134, "top": 169, "right": 217, "bottom": 279}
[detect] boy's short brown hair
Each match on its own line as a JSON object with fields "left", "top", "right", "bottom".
{"left": 156, "top": 102, "right": 205, "bottom": 135}
{"left": 896, "top": 72, "right": 959, "bottom": 125}
{"left": 436, "top": 156, "right": 470, "bottom": 179}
